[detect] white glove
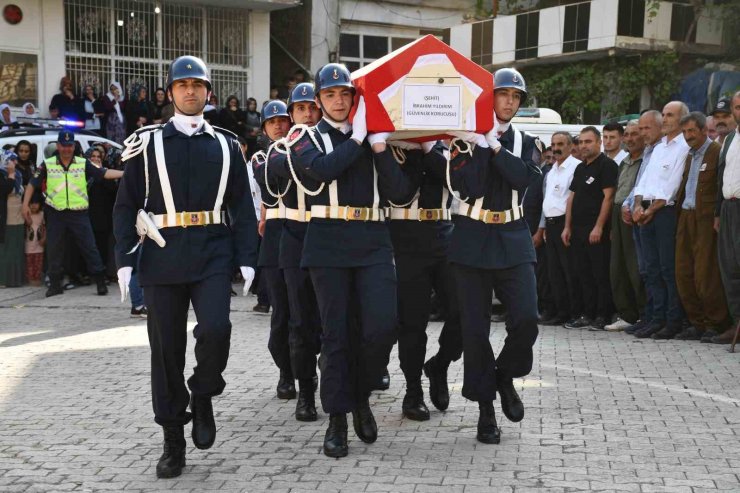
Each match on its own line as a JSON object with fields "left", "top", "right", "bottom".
{"left": 421, "top": 141, "right": 436, "bottom": 154}
{"left": 388, "top": 140, "right": 422, "bottom": 150}
{"left": 485, "top": 112, "right": 503, "bottom": 150}
{"left": 117, "top": 267, "right": 132, "bottom": 303}
{"left": 351, "top": 96, "right": 368, "bottom": 143}
{"left": 240, "top": 266, "right": 255, "bottom": 296}
{"left": 449, "top": 131, "right": 489, "bottom": 148}
{"left": 368, "top": 132, "right": 391, "bottom": 146}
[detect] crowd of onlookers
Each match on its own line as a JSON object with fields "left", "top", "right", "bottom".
{"left": 527, "top": 93, "right": 740, "bottom": 346}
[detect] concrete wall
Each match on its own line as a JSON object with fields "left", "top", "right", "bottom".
{"left": 251, "top": 11, "right": 271, "bottom": 102}
{"left": 310, "top": 0, "right": 339, "bottom": 72}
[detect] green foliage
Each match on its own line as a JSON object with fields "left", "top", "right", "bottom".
{"left": 522, "top": 53, "right": 681, "bottom": 122}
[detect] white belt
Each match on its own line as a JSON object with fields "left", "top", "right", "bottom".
{"left": 387, "top": 208, "right": 451, "bottom": 221}
{"left": 456, "top": 202, "right": 523, "bottom": 224}
{"left": 152, "top": 211, "right": 226, "bottom": 228}
{"left": 285, "top": 208, "right": 311, "bottom": 222}
{"left": 310, "top": 205, "right": 385, "bottom": 222}
{"left": 265, "top": 208, "right": 286, "bottom": 220}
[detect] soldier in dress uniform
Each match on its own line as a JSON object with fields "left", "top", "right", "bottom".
{"left": 283, "top": 63, "right": 410, "bottom": 458}
{"left": 261, "top": 83, "right": 323, "bottom": 422}
{"left": 428, "top": 68, "right": 541, "bottom": 444}
{"left": 112, "top": 56, "right": 258, "bottom": 478}
{"left": 250, "top": 100, "right": 296, "bottom": 401}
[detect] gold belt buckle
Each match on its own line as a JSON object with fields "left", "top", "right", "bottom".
{"left": 346, "top": 207, "right": 369, "bottom": 221}
{"left": 483, "top": 210, "right": 504, "bottom": 224}
{"left": 418, "top": 208, "right": 438, "bottom": 221}
{"left": 183, "top": 211, "right": 206, "bottom": 228}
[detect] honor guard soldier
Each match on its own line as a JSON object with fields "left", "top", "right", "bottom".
{"left": 433, "top": 67, "right": 541, "bottom": 444}
{"left": 284, "top": 63, "right": 409, "bottom": 458}
{"left": 22, "top": 130, "right": 123, "bottom": 297}
{"left": 250, "top": 100, "right": 296, "bottom": 401}
{"left": 372, "top": 138, "right": 463, "bottom": 420}
{"left": 112, "top": 55, "right": 258, "bottom": 478}
{"left": 263, "top": 83, "right": 323, "bottom": 422}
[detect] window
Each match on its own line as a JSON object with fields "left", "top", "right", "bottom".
{"left": 340, "top": 33, "right": 417, "bottom": 68}
{"left": 617, "top": 0, "right": 645, "bottom": 37}
{"left": 563, "top": 2, "right": 590, "bottom": 53}
{"left": 515, "top": 12, "right": 539, "bottom": 60}
{"left": 0, "top": 52, "right": 38, "bottom": 108}
{"left": 63, "top": 0, "right": 250, "bottom": 104}
{"left": 670, "top": 3, "right": 696, "bottom": 42}
{"left": 471, "top": 20, "right": 493, "bottom": 66}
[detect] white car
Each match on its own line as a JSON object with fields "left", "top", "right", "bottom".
{"left": 0, "top": 127, "right": 122, "bottom": 166}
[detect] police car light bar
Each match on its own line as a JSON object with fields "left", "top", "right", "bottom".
{"left": 16, "top": 117, "right": 85, "bottom": 128}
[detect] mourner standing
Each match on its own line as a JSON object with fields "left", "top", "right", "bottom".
{"left": 113, "top": 56, "right": 258, "bottom": 478}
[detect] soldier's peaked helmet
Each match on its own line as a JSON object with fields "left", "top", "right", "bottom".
{"left": 166, "top": 56, "right": 211, "bottom": 91}
{"left": 314, "top": 63, "right": 354, "bottom": 95}
{"left": 494, "top": 68, "right": 527, "bottom": 106}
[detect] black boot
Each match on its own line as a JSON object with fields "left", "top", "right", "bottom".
{"left": 323, "top": 413, "right": 348, "bottom": 458}
{"left": 190, "top": 394, "right": 216, "bottom": 450}
{"left": 276, "top": 371, "right": 296, "bottom": 400}
{"left": 156, "top": 425, "right": 186, "bottom": 478}
{"left": 402, "top": 382, "right": 430, "bottom": 421}
{"left": 496, "top": 371, "right": 524, "bottom": 423}
{"left": 371, "top": 368, "right": 390, "bottom": 391}
{"left": 46, "top": 277, "right": 64, "bottom": 298}
{"left": 423, "top": 355, "right": 450, "bottom": 411}
{"left": 295, "top": 379, "right": 318, "bottom": 422}
{"left": 351, "top": 397, "right": 377, "bottom": 444}
{"left": 476, "top": 401, "right": 501, "bottom": 444}
{"left": 95, "top": 274, "right": 108, "bottom": 296}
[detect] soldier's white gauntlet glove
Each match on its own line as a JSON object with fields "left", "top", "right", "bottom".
{"left": 350, "top": 96, "right": 368, "bottom": 144}
{"left": 117, "top": 266, "right": 132, "bottom": 303}
{"left": 449, "top": 131, "right": 489, "bottom": 148}
{"left": 240, "top": 266, "right": 255, "bottom": 297}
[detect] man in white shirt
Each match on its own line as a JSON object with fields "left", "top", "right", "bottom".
{"left": 715, "top": 91, "right": 740, "bottom": 346}
{"left": 603, "top": 122, "right": 629, "bottom": 165}
{"left": 534, "top": 131, "right": 581, "bottom": 325}
{"left": 632, "top": 101, "right": 690, "bottom": 339}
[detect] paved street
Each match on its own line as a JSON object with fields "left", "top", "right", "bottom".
{"left": 1, "top": 285, "right": 739, "bottom": 492}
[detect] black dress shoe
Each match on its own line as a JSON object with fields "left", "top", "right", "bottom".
{"left": 352, "top": 398, "right": 377, "bottom": 444}
{"left": 635, "top": 322, "right": 664, "bottom": 338}
{"left": 323, "top": 414, "right": 348, "bottom": 458}
{"left": 540, "top": 314, "right": 569, "bottom": 326}
{"left": 624, "top": 319, "right": 646, "bottom": 334}
{"left": 496, "top": 372, "right": 524, "bottom": 422}
{"left": 252, "top": 303, "right": 270, "bottom": 313}
{"left": 401, "top": 386, "right": 430, "bottom": 421}
{"left": 156, "top": 425, "right": 186, "bottom": 478}
{"left": 701, "top": 329, "right": 720, "bottom": 343}
{"left": 276, "top": 372, "right": 296, "bottom": 400}
{"left": 423, "top": 355, "right": 450, "bottom": 411}
{"left": 95, "top": 276, "right": 108, "bottom": 296}
{"left": 372, "top": 368, "right": 390, "bottom": 391}
{"left": 295, "top": 380, "right": 318, "bottom": 422}
{"left": 652, "top": 325, "right": 680, "bottom": 340}
{"left": 476, "top": 402, "right": 501, "bottom": 444}
{"left": 190, "top": 394, "right": 216, "bottom": 450}
{"left": 45, "top": 285, "right": 64, "bottom": 298}
{"left": 675, "top": 325, "right": 703, "bottom": 340}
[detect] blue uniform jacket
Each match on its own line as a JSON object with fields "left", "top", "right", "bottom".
{"left": 432, "top": 126, "right": 541, "bottom": 270}
{"left": 113, "top": 121, "right": 258, "bottom": 286}
{"left": 252, "top": 139, "right": 286, "bottom": 268}
{"left": 287, "top": 119, "right": 410, "bottom": 268}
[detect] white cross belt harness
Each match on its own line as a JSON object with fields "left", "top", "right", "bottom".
{"left": 121, "top": 126, "right": 231, "bottom": 250}
{"left": 285, "top": 124, "right": 385, "bottom": 222}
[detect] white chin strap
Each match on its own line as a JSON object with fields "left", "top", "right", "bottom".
{"left": 172, "top": 113, "right": 204, "bottom": 136}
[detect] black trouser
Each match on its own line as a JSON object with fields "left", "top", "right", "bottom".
{"left": 453, "top": 262, "right": 539, "bottom": 403}
{"left": 396, "top": 254, "right": 462, "bottom": 386}
{"left": 571, "top": 224, "right": 614, "bottom": 320}
{"left": 310, "top": 264, "right": 397, "bottom": 414}
{"left": 45, "top": 207, "right": 104, "bottom": 283}
{"left": 263, "top": 266, "right": 292, "bottom": 376}
{"left": 544, "top": 216, "right": 582, "bottom": 318}
{"left": 535, "top": 244, "right": 555, "bottom": 316}
{"left": 283, "top": 267, "right": 321, "bottom": 380}
{"left": 144, "top": 274, "right": 232, "bottom": 427}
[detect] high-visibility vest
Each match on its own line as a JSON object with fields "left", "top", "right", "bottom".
{"left": 44, "top": 156, "right": 89, "bottom": 211}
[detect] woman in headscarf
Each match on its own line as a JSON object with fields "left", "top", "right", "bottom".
{"left": 85, "top": 146, "right": 118, "bottom": 279}
{"left": 0, "top": 104, "right": 18, "bottom": 132}
{"left": 13, "top": 139, "right": 35, "bottom": 186}
{"left": 22, "top": 102, "right": 38, "bottom": 119}
{"left": 82, "top": 85, "right": 105, "bottom": 136}
{"left": 218, "top": 95, "right": 247, "bottom": 136}
{"left": 103, "top": 82, "right": 126, "bottom": 144}
{"left": 0, "top": 150, "right": 26, "bottom": 286}
{"left": 126, "top": 85, "right": 153, "bottom": 135}
{"left": 244, "top": 97, "right": 261, "bottom": 158}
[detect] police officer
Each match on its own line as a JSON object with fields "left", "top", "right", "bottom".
{"left": 112, "top": 56, "right": 258, "bottom": 478}
{"left": 285, "top": 63, "right": 409, "bottom": 458}
{"left": 374, "top": 139, "right": 463, "bottom": 420}
{"left": 250, "top": 100, "right": 295, "bottom": 400}
{"left": 263, "top": 83, "right": 322, "bottom": 421}
{"left": 432, "top": 68, "right": 541, "bottom": 444}
{"left": 22, "top": 130, "right": 123, "bottom": 297}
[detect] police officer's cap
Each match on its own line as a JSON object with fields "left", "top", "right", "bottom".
{"left": 712, "top": 98, "right": 731, "bottom": 116}
{"left": 314, "top": 63, "right": 355, "bottom": 95}
{"left": 166, "top": 56, "right": 211, "bottom": 91}
{"left": 494, "top": 68, "right": 528, "bottom": 105}
{"left": 57, "top": 129, "right": 75, "bottom": 146}
{"left": 261, "top": 100, "right": 289, "bottom": 125}
{"left": 288, "top": 83, "right": 317, "bottom": 112}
